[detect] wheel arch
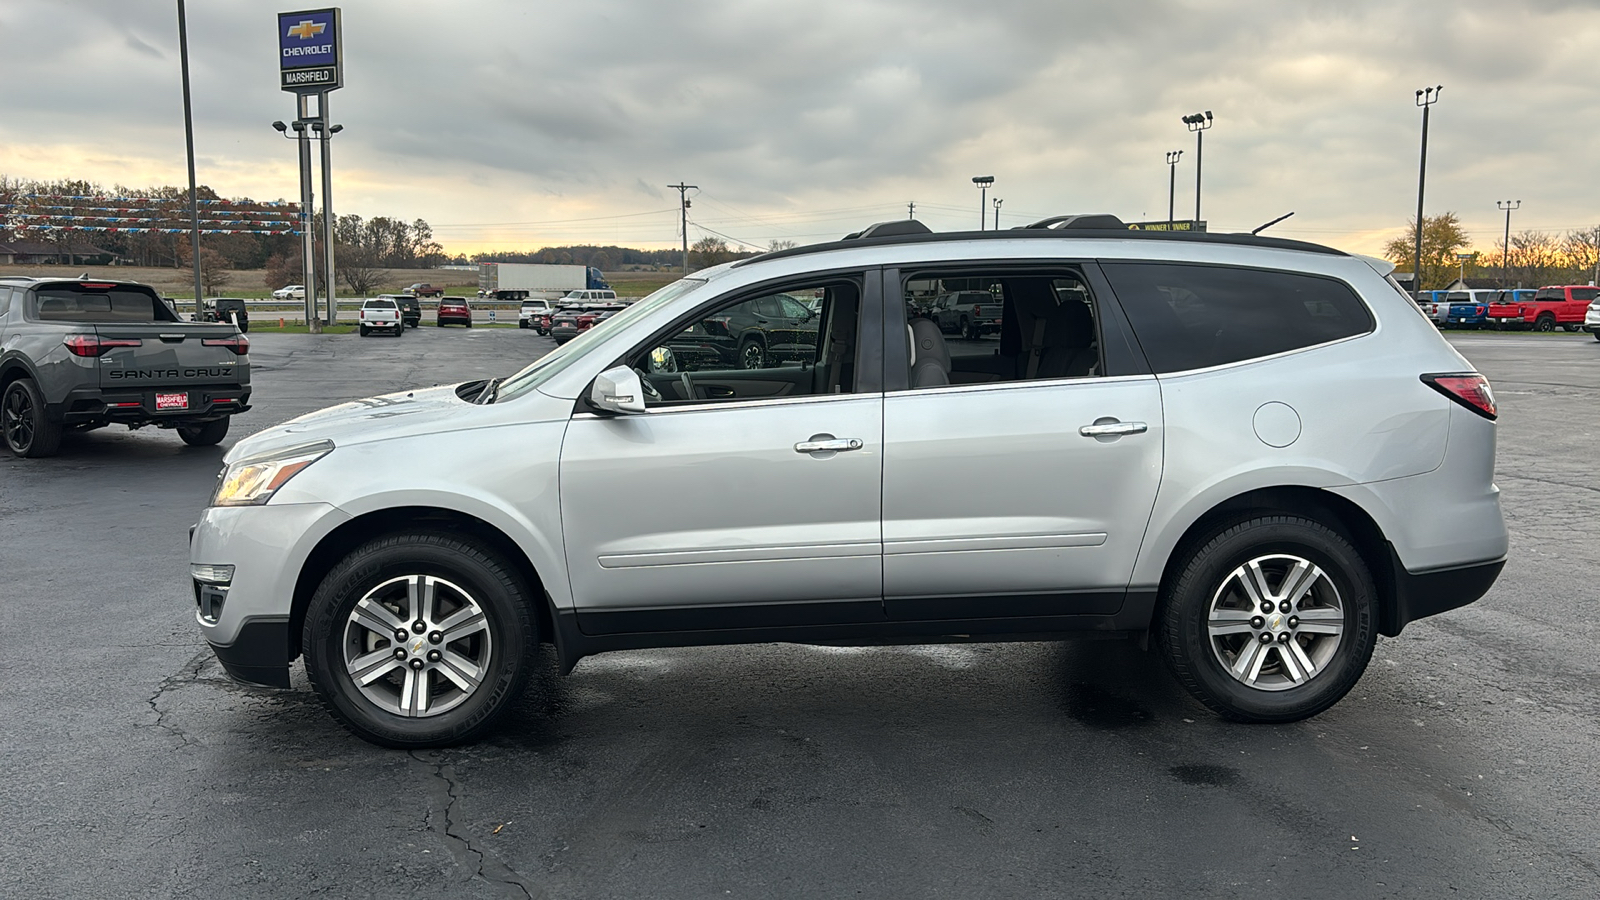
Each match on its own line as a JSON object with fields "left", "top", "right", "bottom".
{"left": 288, "top": 506, "right": 555, "bottom": 663}
{"left": 1150, "top": 485, "right": 1399, "bottom": 635}
{"left": 0, "top": 356, "right": 40, "bottom": 391}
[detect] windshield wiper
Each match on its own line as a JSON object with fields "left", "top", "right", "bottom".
{"left": 475, "top": 377, "right": 501, "bottom": 405}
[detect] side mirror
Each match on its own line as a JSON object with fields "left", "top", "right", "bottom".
{"left": 590, "top": 365, "right": 647, "bottom": 415}
{"left": 648, "top": 346, "right": 678, "bottom": 373}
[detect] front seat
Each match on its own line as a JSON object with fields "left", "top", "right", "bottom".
{"left": 909, "top": 318, "right": 951, "bottom": 387}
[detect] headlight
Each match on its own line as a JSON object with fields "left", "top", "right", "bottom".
{"left": 211, "top": 441, "right": 333, "bottom": 507}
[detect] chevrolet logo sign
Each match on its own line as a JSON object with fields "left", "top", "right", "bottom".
{"left": 287, "top": 19, "right": 326, "bottom": 40}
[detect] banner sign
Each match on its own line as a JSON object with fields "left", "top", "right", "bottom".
{"left": 1127, "top": 220, "right": 1207, "bottom": 233}
{"left": 278, "top": 8, "right": 342, "bottom": 93}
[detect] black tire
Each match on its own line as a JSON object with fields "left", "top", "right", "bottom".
{"left": 1593, "top": 332, "right": 1600, "bottom": 342}
{"left": 395, "top": 322, "right": 406, "bottom": 336}
{"left": 239, "top": 321, "right": 250, "bottom": 334}
{"left": 1535, "top": 315, "right": 1556, "bottom": 332}
{"left": 739, "top": 338, "right": 766, "bottom": 370}
{"left": 1565, "top": 324, "right": 1581, "bottom": 333}
{"left": 177, "top": 417, "right": 229, "bottom": 447}
{"left": 467, "top": 320, "right": 474, "bottom": 328}
{"left": 360, "top": 325, "right": 371, "bottom": 337}
{"left": 1156, "top": 515, "right": 1376, "bottom": 723}
{"left": 303, "top": 532, "right": 536, "bottom": 748}
{"left": 2, "top": 378, "right": 63, "bottom": 458}
{"left": 960, "top": 317, "right": 973, "bottom": 340}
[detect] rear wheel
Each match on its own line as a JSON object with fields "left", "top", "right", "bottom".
{"left": 177, "top": 417, "right": 229, "bottom": 447}
{"left": 1157, "top": 515, "right": 1376, "bottom": 723}
{"left": 360, "top": 325, "right": 371, "bottom": 337}
{"left": 2, "top": 378, "right": 62, "bottom": 458}
{"left": 1535, "top": 314, "right": 1556, "bottom": 332}
{"left": 303, "top": 532, "right": 536, "bottom": 747}
{"left": 739, "top": 338, "right": 766, "bottom": 369}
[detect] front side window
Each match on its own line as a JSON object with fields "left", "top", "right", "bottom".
{"left": 900, "top": 269, "right": 1102, "bottom": 388}
{"left": 634, "top": 279, "right": 861, "bottom": 406}
{"left": 1101, "top": 263, "right": 1373, "bottom": 374}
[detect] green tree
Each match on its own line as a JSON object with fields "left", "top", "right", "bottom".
{"left": 690, "top": 236, "right": 732, "bottom": 269}
{"left": 1383, "top": 212, "right": 1470, "bottom": 290}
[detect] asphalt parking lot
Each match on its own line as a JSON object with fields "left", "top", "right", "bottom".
{"left": 2, "top": 328, "right": 1597, "bottom": 898}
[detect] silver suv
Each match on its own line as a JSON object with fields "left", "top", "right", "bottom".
{"left": 190, "top": 216, "right": 1507, "bottom": 747}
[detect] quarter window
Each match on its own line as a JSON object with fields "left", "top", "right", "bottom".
{"left": 1102, "top": 263, "right": 1373, "bottom": 373}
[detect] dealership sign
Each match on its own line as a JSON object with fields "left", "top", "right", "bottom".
{"left": 1127, "top": 220, "right": 1206, "bottom": 233}
{"left": 278, "top": 8, "right": 342, "bottom": 93}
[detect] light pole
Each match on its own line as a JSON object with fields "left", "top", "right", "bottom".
{"left": 175, "top": 0, "right": 203, "bottom": 318}
{"left": 1413, "top": 86, "right": 1442, "bottom": 295}
{"left": 1165, "top": 150, "right": 1183, "bottom": 228}
{"left": 1497, "top": 200, "right": 1520, "bottom": 287}
{"left": 312, "top": 119, "right": 343, "bottom": 324}
{"left": 1182, "top": 111, "right": 1213, "bottom": 226}
{"left": 993, "top": 198, "right": 1003, "bottom": 231}
{"left": 972, "top": 176, "right": 994, "bottom": 231}
{"left": 667, "top": 183, "right": 697, "bottom": 272}
{"left": 273, "top": 117, "right": 318, "bottom": 331}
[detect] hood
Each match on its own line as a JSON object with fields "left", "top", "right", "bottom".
{"left": 226, "top": 384, "right": 476, "bottom": 463}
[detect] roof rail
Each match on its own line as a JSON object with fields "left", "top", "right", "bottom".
{"left": 842, "top": 220, "right": 932, "bottom": 241}
{"left": 1013, "top": 214, "right": 1127, "bottom": 230}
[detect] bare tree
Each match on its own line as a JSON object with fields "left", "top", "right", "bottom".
{"left": 338, "top": 245, "right": 385, "bottom": 297}
{"left": 768, "top": 239, "right": 797, "bottom": 252}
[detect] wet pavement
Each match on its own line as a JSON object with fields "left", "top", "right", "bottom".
{"left": 1, "top": 328, "right": 1596, "bottom": 898}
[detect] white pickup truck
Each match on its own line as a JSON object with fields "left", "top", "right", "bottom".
{"left": 358, "top": 298, "right": 405, "bottom": 337}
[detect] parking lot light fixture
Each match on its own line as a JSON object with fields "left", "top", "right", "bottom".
{"left": 993, "top": 197, "right": 1003, "bottom": 230}
{"left": 1166, "top": 150, "right": 1183, "bottom": 228}
{"left": 1497, "top": 200, "right": 1520, "bottom": 287}
{"left": 972, "top": 176, "right": 995, "bottom": 231}
{"left": 1182, "top": 112, "right": 1214, "bottom": 225}
{"left": 1413, "top": 86, "right": 1442, "bottom": 293}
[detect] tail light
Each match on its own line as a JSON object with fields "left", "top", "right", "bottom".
{"left": 203, "top": 336, "right": 250, "bottom": 355}
{"left": 1422, "top": 373, "right": 1496, "bottom": 420}
{"left": 63, "top": 335, "right": 142, "bottom": 357}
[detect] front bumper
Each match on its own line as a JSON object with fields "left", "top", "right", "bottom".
{"left": 190, "top": 502, "right": 350, "bottom": 687}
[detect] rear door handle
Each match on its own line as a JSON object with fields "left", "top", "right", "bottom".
{"left": 794, "top": 437, "right": 864, "bottom": 453}
{"left": 1079, "top": 421, "right": 1147, "bottom": 437}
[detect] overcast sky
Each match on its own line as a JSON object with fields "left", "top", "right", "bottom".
{"left": 3, "top": 0, "right": 1598, "bottom": 257}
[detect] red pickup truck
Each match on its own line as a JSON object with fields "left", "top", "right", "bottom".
{"left": 1486, "top": 285, "right": 1599, "bottom": 331}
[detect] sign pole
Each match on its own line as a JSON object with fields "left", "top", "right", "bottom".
{"left": 319, "top": 92, "right": 336, "bottom": 324}
{"left": 296, "top": 95, "right": 319, "bottom": 333}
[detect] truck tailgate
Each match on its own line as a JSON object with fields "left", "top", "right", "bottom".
{"left": 95, "top": 323, "right": 246, "bottom": 390}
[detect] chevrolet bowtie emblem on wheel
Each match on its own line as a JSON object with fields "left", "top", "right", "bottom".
{"left": 1270, "top": 615, "right": 1283, "bottom": 629}
{"left": 287, "top": 19, "right": 326, "bottom": 39}
{"left": 412, "top": 639, "right": 425, "bottom": 654}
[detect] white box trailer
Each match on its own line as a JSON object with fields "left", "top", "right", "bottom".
{"left": 478, "top": 263, "right": 590, "bottom": 300}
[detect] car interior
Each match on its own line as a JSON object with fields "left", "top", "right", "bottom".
{"left": 633, "top": 281, "right": 860, "bottom": 406}
{"left": 904, "top": 271, "right": 1102, "bottom": 386}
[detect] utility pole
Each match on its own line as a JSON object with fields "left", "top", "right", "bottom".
{"left": 1165, "top": 150, "right": 1183, "bottom": 228}
{"left": 993, "top": 198, "right": 1003, "bottom": 230}
{"left": 668, "top": 182, "right": 696, "bottom": 272}
{"left": 972, "top": 176, "right": 994, "bottom": 231}
{"left": 1497, "top": 200, "right": 1520, "bottom": 287}
{"left": 1413, "top": 86, "right": 1442, "bottom": 295}
{"left": 908, "top": 201, "right": 916, "bottom": 220}
{"left": 1182, "top": 111, "right": 1213, "bottom": 226}
{"left": 176, "top": 0, "right": 203, "bottom": 318}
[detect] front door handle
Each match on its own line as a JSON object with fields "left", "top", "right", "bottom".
{"left": 1078, "top": 420, "right": 1148, "bottom": 437}
{"left": 794, "top": 436, "right": 864, "bottom": 454}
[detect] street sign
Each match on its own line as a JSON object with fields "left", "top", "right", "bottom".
{"left": 1127, "top": 220, "right": 1207, "bottom": 232}
{"left": 278, "top": 8, "right": 342, "bottom": 93}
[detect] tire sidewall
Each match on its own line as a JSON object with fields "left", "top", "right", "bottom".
{"left": 1164, "top": 517, "right": 1375, "bottom": 722}
{"left": 304, "top": 535, "right": 533, "bottom": 747}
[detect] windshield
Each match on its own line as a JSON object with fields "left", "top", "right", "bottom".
{"left": 495, "top": 278, "right": 705, "bottom": 402}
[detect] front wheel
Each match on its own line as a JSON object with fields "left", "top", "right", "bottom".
{"left": 177, "top": 417, "right": 229, "bottom": 447}
{"left": 303, "top": 533, "right": 537, "bottom": 747}
{"left": 2, "top": 378, "right": 62, "bottom": 458}
{"left": 739, "top": 339, "right": 766, "bottom": 370}
{"left": 1156, "top": 515, "right": 1376, "bottom": 723}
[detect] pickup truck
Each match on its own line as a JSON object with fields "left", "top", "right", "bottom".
{"left": 1487, "top": 286, "right": 1597, "bottom": 331}
{"left": 0, "top": 276, "right": 250, "bottom": 457}
{"left": 358, "top": 298, "right": 406, "bottom": 337}
{"left": 927, "top": 290, "right": 1004, "bottom": 339}
{"left": 403, "top": 283, "right": 444, "bottom": 298}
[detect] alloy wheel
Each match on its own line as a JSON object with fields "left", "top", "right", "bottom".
{"left": 342, "top": 574, "right": 493, "bottom": 717}
{"left": 1205, "top": 553, "right": 1344, "bottom": 691}
{"left": 3, "top": 386, "right": 35, "bottom": 452}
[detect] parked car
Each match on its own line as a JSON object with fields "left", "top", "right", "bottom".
{"left": 926, "top": 290, "right": 1004, "bottom": 339}
{"left": 1486, "top": 285, "right": 1598, "bottom": 332}
{"left": 271, "top": 284, "right": 305, "bottom": 301}
{"left": 1, "top": 276, "right": 249, "bottom": 456}
{"left": 1441, "top": 290, "right": 1498, "bottom": 329}
{"left": 436, "top": 297, "right": 473, "bottom": 327}
{"left": 560, "top": 289, "right": 619, "bottom": 303}
{"left": 404, "top": 283, "right": 445, "bottom": 298}
{"left": 659, "top": 292, "right": 820, "bottom": 370}
{"left": 374, "top": 294, "right": 420, "bottom": 329}
{"left": 357, "top": 297, "right": 404, "bottom": 337}
{"left": 518, "top": 299, "right": 553, "bottom": 331}
{"left": 198, "top": 298, "right": 250, "bottom": 333}
{"left": 548, "top": 304, "right": 625, "bottom": 344}
{"left": 1585, "top": 297, "right": 1600, "bottom": 340}
{"left": 190, "top": 215, "right": 1506, "bottom": 747}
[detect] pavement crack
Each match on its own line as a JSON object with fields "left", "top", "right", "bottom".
{"left": 409, "top": 750, "right": 538, "bottom": 899}
{"left": 142, "top": 649, "right": 211, "bottom": 748}
{"left": 1496, "top": 471, "right": 1600, "bottom": 495}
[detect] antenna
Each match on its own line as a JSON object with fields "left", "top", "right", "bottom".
{"left": 1250, "top": 211, "right": 1295, "bottom": 235}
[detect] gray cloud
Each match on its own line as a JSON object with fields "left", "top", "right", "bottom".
{"left": 1, "top": 0, "right": 1597, "bottom": 251}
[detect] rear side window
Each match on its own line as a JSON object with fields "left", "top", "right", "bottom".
{"left": 1572, "top": 288, "right": 1600, "bottom": 302}
{"left": 1102, "top": 263, "right": 1374, "bottom": 373}
{"left": 33, "top": 285, "right": 178, "bottom": 322}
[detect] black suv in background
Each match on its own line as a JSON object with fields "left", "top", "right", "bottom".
{"left": 662, "top": 291, "right": 821, "bottom": 371}
{"left": 198, "top": 298, "right": 249, "bottom": 332}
